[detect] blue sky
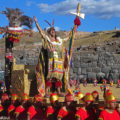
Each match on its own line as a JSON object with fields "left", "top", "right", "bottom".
{"left": 0, "top": 0, "right": 120, "bottom": 32}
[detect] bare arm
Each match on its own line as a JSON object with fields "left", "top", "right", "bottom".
{"left": 33, "top": 16, "right": 46, "bottom": 39}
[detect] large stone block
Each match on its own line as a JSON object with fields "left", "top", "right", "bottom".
{"left": 77, "top": 68, "right": 81, "bottom": 75}
{"left": 92, "top": 67, "right": 101, "bottom": 73}
{"left": 101, "top": 67, "right": 111, "bottom": 73}
{"left": 87, "top": 72, "right": 96, "bottom": 79}
{"left": 81, "top": 68, "right": 86, "bottom": 74}
{"left": 96, "top": 72, "right": 105, "bottom": 78}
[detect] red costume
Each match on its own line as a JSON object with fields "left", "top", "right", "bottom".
{"left": 58, "top": 107, "right": 76, "bottom": 120}
{"left": 98, "top": 110, "right": 120, "bottom": 120}
{"left": 15, "top": 93, "right": 29, "bottom": 119}
{"left": 15, "top": 105, "right": 27, "bottom": 119}
{"left": 27, "top": 105, "right": 45, "bottom": 120}
{"left": 8, "top": 104, "right": 15, "bottom": 114}
{"left": 57, "top": 93, "right": 76, "bottom": 120}
{"left": 46, "top": 93, "right": 60, "bottom": 120}
{"left": 46, "top": 106, "right": 55, "bottom": 117}
{"left": 76, "top": 108, "right": 89, "bottom": 120}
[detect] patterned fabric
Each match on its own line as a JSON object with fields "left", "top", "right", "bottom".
{"left": 65, "top": 26, "right": 76, "bottom": 93}
{"left": 36, "top": 26, "right": 76, "bottom": 94}
{"left": 47, "top": 58, "right": 63, "bottom": 80}
{"left": 36, "top": 35, "right": 64, "bottom": 94}
{"left": 36, "top": 48, "right": 47, "bottom": 96}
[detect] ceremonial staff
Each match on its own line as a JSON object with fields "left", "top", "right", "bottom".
{"left": 0, "top": 8, "right": 33, "bottom": 94}
{"left": 65, "top": 3, "right": 85, "bottom": 93}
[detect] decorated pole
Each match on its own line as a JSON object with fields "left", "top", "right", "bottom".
{"left": 0, "top": 8, "right": 33, "bottom": 94}
{"left": 65, "top": 3, "right": 85, "bottom": 93}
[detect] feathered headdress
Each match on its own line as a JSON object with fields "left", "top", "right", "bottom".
{"left": 44, "top": 19, "right": 54, "bottom": 28}
{"left": 0, "top": 8, "right": 33, "bottom": 28}
{"left": 44, "top": 19, "right": 55, "bottom": 33}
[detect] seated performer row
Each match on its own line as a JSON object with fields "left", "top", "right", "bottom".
{"left": 0, "top": 89, "right": 120, "bottom": 120}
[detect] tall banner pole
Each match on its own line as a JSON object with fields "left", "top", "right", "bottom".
{"left": 65, "top": 3, "right": 85, "bottom": 93}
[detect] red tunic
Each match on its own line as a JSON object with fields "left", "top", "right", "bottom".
{"left": 58, "top": 107, "right": 76, "bottom": 120}
{"left": 27, "top": 105, "right": 45, "bottom": 120}
{"left": 8, "top": 104, "right": 15, "bottom": 114}
{"left": 46, "top": 106, "right": 54, "bottom": 117}
{"left": 0, "top": 105, "right": 3, "bottom": 112}
{"left": 15, "top": 105, "right": 27, "bottom": 120}
{"left": 76, "top": 107, "right": 95, "bottom": 120}
{"left": 98, "top": 109, "right": 120, "bottom": 120}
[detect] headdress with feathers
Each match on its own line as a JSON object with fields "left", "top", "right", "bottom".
{"left": 0, "top": 8, "right": 33, "bottom": 29}
{"left": 44, "top": 19, "right": 55, "bottom": 33}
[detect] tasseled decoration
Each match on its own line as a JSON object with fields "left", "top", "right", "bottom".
{"left": 74, "top": 16, "right": 81, "bottom": 27}
{"left": 55, "top": 81, "right": 62, "bottom": 88}
{"left": 46, "top": 80, "right": 52, "bottom": 87}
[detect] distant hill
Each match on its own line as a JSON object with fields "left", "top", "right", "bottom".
{"left": 0, "top": 30, "right": 120, "bottom": 49}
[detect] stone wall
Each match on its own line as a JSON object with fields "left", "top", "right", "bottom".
{"left": 1, "top": 44, "right": 120, "bottom": 83}
{"left": 70, "top": 51, "right": 120, "bottom": 83}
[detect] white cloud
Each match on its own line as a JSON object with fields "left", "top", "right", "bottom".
{"left": 26, "top": 1, "right": 35, "bottom": 7}
{"left": 37, "top": 0, "right": 120, "bottom": 19}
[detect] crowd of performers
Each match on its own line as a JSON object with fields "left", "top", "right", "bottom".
{"left": 0, "top": 88, "right": 120, "bottom": 120}
{"left": 69, "top": 77, "right": 120, "bottom": 88}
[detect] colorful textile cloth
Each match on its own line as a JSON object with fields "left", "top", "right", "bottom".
{"left": 46, "top": 36, "right": 64, "bottom": 80}
{"left": 98, "top": 110, "right": 120, "bottom": 120}
{"left": 36, "top": 35, "right": 64, "bottom": 95}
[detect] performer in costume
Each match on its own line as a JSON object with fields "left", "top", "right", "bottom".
{"left": 102, "top": 78, "right": 107, "bottom": 85}
{"left": 109, "top": 79, "right": 113, "bottom": 87}
{"left": 116, "top": 103, "right": 120, "bottom": 115}
{"left": 8, "top": 93, "right": 20, "bottom": 119}
{"left": 34, "top": 16, "right": 69, "bottom": 96}
{"left": 98, "top": 93, "right": 120, "bottom": 120}
{"left": 117, "top": 78, "right": 120, "bottom": 88}
{"left": 0, "top": 100, "right": 3, "bottom": 117}
{"left": 83, "top": 78, "right": 87, "bottom": 87}
{"left": 46, "top": 93, "right": 61, "bottom": 120}
{"left": 27, "top": 94, "right": 45, "bottom": 120}
{"left": 34, "top": 15, "right": 80, "bottom": 96}
{"left": 15, "top": 93, "right": 31, "bottom": 120}
{"left": 76, "top": 93, "right": 96, "bottom": 120}
{"left": 57, "top": 93, "right": 76, "bottom": 120}
{"left": 92, "top": 90, "right": 99, "bottom": 102}
{"left": 93, "top": 78, "right": 97, "bottom": 87}
{"left": 1, "top": 93, "right": 10, "bottom": 117}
